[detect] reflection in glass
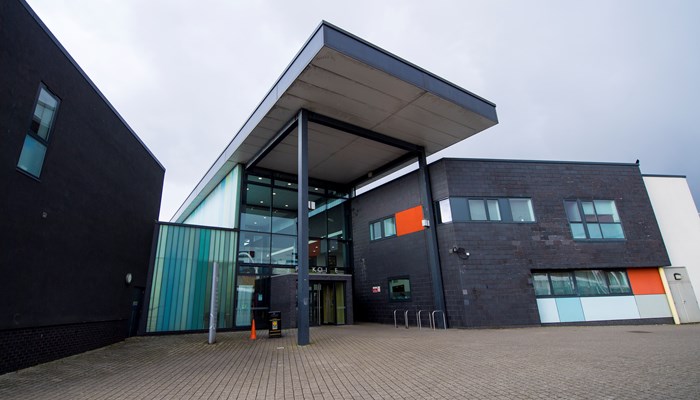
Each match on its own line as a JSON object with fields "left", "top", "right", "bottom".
{"left": 238, "top": 232, "right": 270, "bottom": 264}
{"left": 565, "top": 201, "right": 581, "bottom": 222}
{"left": 389, "top": 278, "right": 411, "bottom": 300}
{"left": 550, "top": 272, "right": 575, "bottom": 295}
{"left": 509, "top": 199, "right": 535, "bottom": 222}
{"left": 17, "top": 136, "right": 47, "bottom": 177}
{"left": 487, "top": 199, "right": 501, "bottom": 221}
{"left": 607, "top": 271, "right": 631, "bottom": 293}
{"left": 271, "top": 234, "right": 296, "bottom": 265}
{"left": 383, "top": 217, "right": 396, "bottom": 237}
{"left": 450, "top": 198, "right": 468, "bottom": 221}
{"left": 575, "top": 270, "right": 609, "bottom": 295}
{"left": 309, "top": 239, "right": 327, "bottom": 267}
{"left": 327, "top": 198, "right": 346, "bottom": 239}
{"left": 469, "top": 199, "right": 487, "bottom": 220}
{"left": 309, "top": 195, "right": 327, "bottom": 238}
{"left": 533, "top": 273, "right": 551, "bottom": 296}
{"left": 328, "top": 240, "right": 346, "bottom": 269}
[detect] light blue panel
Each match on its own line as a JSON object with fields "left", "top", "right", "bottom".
{"left": 536, "top": 298, "right": 560, "bottom": 323}
{"left": 635, "top": 295, "right": 672, "bottom": 318}
{"left": 184, "top": 165, "right": 241, "bottom": 228}
{"left": 555, "top": 298, "right": 585, "bottom": 322}
{"left": 580, "top": 296, "right": 640, "bottom": 321}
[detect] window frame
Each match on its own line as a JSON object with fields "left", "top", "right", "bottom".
{"left": 369, "top": 215, "right": 397, "bottom": 241}
{"left": 564, "top": 199, "right": 625, "bottom": 241}
{"left": 388, "top": 275, "right": 412, "bottom": 302}
{"left": 436, "top": 197, "right": 535, "bottom": 224}
{"left": 17, "top": 83, "right": 61, "bottom": 179}
{"left": 532, "top": 269, "right": 632, "bottom": 298}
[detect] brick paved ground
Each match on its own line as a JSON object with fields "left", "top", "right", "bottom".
{"left": 1, "top": 323, "right": 699, "bottom": 399}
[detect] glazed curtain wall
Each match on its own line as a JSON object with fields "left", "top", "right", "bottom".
{"left": 183, "top": 165, "right": 241, "bottom": 229}
{"left": 146, "top": 224, "right": 237, "bottom": 333}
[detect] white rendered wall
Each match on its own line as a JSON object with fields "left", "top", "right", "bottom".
{"left": 643, "top": 176, "right": 700, "bottom": 302}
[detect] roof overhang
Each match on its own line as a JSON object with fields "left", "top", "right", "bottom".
{"left": 173, "top": 21, "right": 498, "bottom": 222}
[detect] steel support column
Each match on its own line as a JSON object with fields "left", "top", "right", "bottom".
{"left": 297, "top": 109, "right": 310, "bottom": 345}
{"left": 417, "top": 151, "right": 448, "bottom": 328}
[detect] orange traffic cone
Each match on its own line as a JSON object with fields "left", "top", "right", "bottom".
{"left": 250, "top": 319, "right": 257, "bottom": 340}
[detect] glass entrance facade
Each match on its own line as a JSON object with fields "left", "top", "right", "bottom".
{"left": 235, "top": 171, "right": 352, "bottom": 328}
{"left": 146, "top": 168, "right": 353, "bottom": 332}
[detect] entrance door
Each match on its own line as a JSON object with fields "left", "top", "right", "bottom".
{"left": 665, "top": 267, "right": 700, "bottom": 323}
{"left": 309, "top": 282, "right": 345, "bottom": 326}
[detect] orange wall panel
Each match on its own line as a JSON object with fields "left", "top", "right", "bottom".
{"left": 396, "top": 205, "right": 424, "bottom": 236}
{"left": 628, "top": 268, "right": 665, "bottom": 295}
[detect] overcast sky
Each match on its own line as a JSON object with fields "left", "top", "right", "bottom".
{"left": 27, "top": 0, "right": 700, "bottom": 219}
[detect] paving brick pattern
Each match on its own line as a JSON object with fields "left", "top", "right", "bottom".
{"left": 1, "top": 324, "right": 699, "bottom": 399}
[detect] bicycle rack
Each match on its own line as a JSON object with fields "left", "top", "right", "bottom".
{"left": 394, "top": 309, "right": 410, "bottom": 328}
{"left": 417, "top": 310, "right": 432, "bottom": 330}
{"left": 430, "top": 310, "right": 447, "bottom": 330}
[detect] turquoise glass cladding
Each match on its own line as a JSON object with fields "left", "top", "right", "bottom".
{"left": 147, "top": 224, "right": 237, "bottom": 332}
{"left": 183, "top": 165, "right": 241, "bottom": 228}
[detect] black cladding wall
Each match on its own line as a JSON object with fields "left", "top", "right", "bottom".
{"left": 0, "top": 0, "right": 164, "bottom": 372}
{"left": 352, "top": 172, "right": 436, "bottom": 325}
{"left": 352, "top": 158, "right": 670, "bottom": 328}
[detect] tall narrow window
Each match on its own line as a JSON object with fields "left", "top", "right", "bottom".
{"left": 17, "top": 85, "right": 60, "bottom": 178}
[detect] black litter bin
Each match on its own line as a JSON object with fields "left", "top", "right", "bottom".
{"left": 269, "top": 311, "right": 282, "bottom": 338}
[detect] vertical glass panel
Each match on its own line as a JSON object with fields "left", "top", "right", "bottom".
{"left": 533, "top": 273, "right": 552, "bottom": 296}
{"left": 335, "top": 282, "right": 346, "bottom": 324}
{"left": 370, "top": 221, "right": 382, "bottom": 240}
{"left": 327, "top": 198, "right": 347, "bottom": 239}
{"left": 17, "top": 135, "right": 47, "bottom": 177}
{"left": 570, "top": 223, "right": 586, "bottom": 239}
{"left": 449, "top": 198, "right": 469, "bottom": 221}
{"left": 383, "top": 217, "right": 396, "bottom": 237}
{"left": 588, "top": 223, "right": 603, "bottom": 239}
{"left": 309, "top": 195, "right": 327, "bottom": 238}
{"left": 581, "top": 201, "right": 597, "bottom": 222}
{"left": 235, "top": 275, "right": 270, "bottom": 327}
{"left": 564, "top": 201, "right": 582, "bottom": 222}
{"left": 328, "top": 239, "right": 347, "bottom": 270}
{"left": 271, "top": 234, "right": 296, "bottom": 265}
{"left": 550, "top": 272, "right": 576, "bottom": 295}
{"left": 510, "top": 199, "right": 535, "bottom": 222}
{"left": 600, "top": 223, "right": 624, "bottom": 239}
{"left": 241, "top": 184, "right": 271, "bottom": 232}
{"left": 574, "top": 270, "right": 609, "bottom": 295}
{"left": 594, "top": 200, "right": 620, "bottom": 222}
{"left": 389, "top": 278, "right": 411, "bottom": 301}
{"left": 322, "top": 284, "right": 335, "bottom": 324}
{"left": 487, "top": 199, "right": 501, "bottom": 221}
{"left": 607, "top": 271, "right": 631, "bottom": 294}
{"left": 438, "top": 199, "right": 452, "bottom": 223}
{"left": 271, "top": 188, "right": 297, "bottom": 235}
{"left": 469, "top": 199, "right": 487, "bottom": 221}
{"left": 309, "top": 239, "right": 327, "bottom": 268}
{"left": 238, "top": 232, "right": 270, "bottom": 264}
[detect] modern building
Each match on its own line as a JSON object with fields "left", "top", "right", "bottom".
{"left": 144, "top": 20, "right": 686, "bottom": 345}
{"left": 1, "top": 0, "right": 164, "bottom": 374}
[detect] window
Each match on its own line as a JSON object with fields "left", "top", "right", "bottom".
{"left": 17, "top": 85, "right": 60, "bottom": 178}
{"left": 369, "top": 216, "right": 396, "bottom": 241}
{"left": 533, "top": 269, "right": 632, "bottom": 297}
{"left": 437, "top": 197, "right": 534, "bottom": 223}
{"left": 388, "top": 277, "right": 411, "bottom": 301}
{"left": 564, "top": 200, "right": 624, "bottom": 240}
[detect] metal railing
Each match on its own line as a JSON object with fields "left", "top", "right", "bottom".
{"left": 393, "top": 309, "right": 409, "bottom": 329}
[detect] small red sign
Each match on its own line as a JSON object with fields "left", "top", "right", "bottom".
{"left": 372, "top": 286, "right": 381, "bottom": 293}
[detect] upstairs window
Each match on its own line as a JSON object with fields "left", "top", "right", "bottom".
{"left": 17, "top": 85, "right": 60, "bottom": 178}
{"left": 564, "top": 200, "right": 624, "bottom": 240}
{"left": 437, "top": 197, "right": 534, "bottom": 223}
{"left": 370, "top": 216, "right": 396, "bottom": 241}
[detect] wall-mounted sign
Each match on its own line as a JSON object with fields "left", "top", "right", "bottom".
{"left": 372, "top": 286, "right": 381, "bottom": 293}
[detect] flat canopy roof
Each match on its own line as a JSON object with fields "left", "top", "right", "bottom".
{"left": 173, "top": 21, "right": 498, "bottom": 222}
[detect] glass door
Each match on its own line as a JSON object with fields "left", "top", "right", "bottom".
{"left": 309, "top": 282, "right": 346, "bottom": 326}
